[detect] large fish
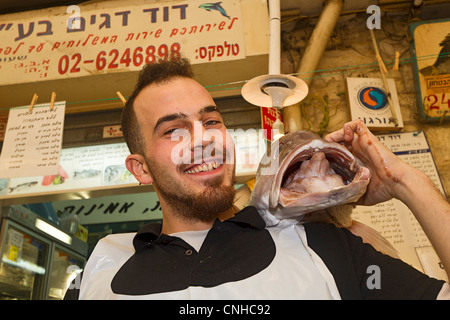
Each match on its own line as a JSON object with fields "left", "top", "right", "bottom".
{"left": 250, "top": 130, "right": 398, "bottom": 257}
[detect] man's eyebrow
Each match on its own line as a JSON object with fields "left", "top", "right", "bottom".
{"left": 153, "top": 106, "right": 221, "bottom": 133}
{"left": 200, "top": 105, "right": 221, "bottom": 115}
{"left": 153, "top": 113, "right": 187, "bottom": 133}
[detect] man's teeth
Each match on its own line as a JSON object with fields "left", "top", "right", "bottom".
{"left": 185, "top": 162, "right": 219, "bottom": 174}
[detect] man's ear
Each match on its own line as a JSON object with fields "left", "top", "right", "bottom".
{"left": 125, "top": 154, "right": 153, "bottom": 185}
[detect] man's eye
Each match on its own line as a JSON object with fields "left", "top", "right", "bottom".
{"left": 164, "top": 128, "right": 189, "bottom": 139}
{"left": 164, "top": 128, "right": 178, "bottom": 135}
{"left": 204, "top": 120, "right": 220, "bottom": 126}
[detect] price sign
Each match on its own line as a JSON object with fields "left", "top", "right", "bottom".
{"left": 410, "top": 19, "right": 450, "bottom": 122}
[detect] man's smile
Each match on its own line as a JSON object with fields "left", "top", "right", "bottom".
{"left": 184, "top": 161, "right": 220, "bottom": 174}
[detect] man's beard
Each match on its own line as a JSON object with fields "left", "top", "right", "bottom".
{"left": 144, "top": 155, "right": 236, "bottom": 223}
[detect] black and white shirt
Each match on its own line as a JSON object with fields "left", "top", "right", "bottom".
{"left": 66, "top": 206, "right": 447, "bottom": 300}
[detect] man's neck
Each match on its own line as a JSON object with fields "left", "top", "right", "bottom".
{"left": 161, "top": 217, "right": 214, "bottom": 235}
{"left": 160, "top": 206, "right": 237, "bottom": 235}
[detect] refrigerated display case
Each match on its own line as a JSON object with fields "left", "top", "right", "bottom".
{"left": 0, "top": 205, "right": 87, "bottom": 299}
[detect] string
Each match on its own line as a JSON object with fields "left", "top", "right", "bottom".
{"left": 0, "top": 51, "right": 447, "bottom": 112}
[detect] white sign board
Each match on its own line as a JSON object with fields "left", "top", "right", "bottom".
{"left": 0, "top": 102, "right": 65, "bottom": 178}
{"left": 0, "top": 0, "right": 245, "bottom": 85}
{"left": 347, "top": 77, "right": 404, "bottom": 130}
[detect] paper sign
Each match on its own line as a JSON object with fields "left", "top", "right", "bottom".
{"left": 0, "top": 101, "right": 65, "bottom": 178}
{"left": 7, "top": 229, "right": 24, "bottom": 262}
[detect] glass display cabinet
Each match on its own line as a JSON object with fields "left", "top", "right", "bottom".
{"left": 0, "top": 205, "right": 87, "bottom": 299}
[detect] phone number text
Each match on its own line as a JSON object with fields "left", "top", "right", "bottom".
{"left": 57, "top": 43, "right": 181, "bottom": 74}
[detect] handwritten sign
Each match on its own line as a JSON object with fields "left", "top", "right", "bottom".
{"left": 353, "top": 131, "right": 448, "bottom": 281}
{"left": 0, "top": 102, "right": 65, "bottom": 178}
{"left": 0, "top": 0, "right": 245, "bottom": 85}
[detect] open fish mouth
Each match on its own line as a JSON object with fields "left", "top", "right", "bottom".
{"left": 269, "top": 139, "right": 371, "bottom": 214}
{"left": 251, "top": 130, "right": 398, "bottom": 258}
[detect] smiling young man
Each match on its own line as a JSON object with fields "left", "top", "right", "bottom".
{"left": 123, "top": 65, "right": 236, "bottom": 234}
{"left": 66, "top": 58, "right": 449, "bottom": 300}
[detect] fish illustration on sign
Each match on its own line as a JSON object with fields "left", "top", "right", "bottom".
{"left": 9, "top": 181, "right": 38, "bottom": 193}
{"left": 199, "top": 2, "right": 231, "bottom": 19}
{"left": 73, "top": 169, "right": 101, "bottom": 179}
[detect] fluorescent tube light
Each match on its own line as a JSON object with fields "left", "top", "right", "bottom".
{"left": 35, "top": 218, "right": 72, "bottom": 245}
{"left": 2, "top": 257, "right": 46, "bottom": 275}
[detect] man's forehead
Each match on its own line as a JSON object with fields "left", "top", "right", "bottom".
{"left": 134, "top": 79, "right": 218, "bottom": 120}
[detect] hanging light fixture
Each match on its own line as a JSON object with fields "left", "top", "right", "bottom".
{"left": 241, "top": 0, "right": 308, "bottom": 140}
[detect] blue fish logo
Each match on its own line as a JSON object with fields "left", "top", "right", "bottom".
{"left": 199, "top": 2, "right": 231, "bottom": 19}
{"left": 358, "top": 87, "right": 388, "bottom": 110}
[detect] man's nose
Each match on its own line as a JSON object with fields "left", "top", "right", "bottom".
{"left": 191, "top": 121, "right": 214, "bottom": 150}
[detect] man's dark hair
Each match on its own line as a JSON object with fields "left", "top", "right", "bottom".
{"left": 121, "top": 58, "right": 194, "bottom": 155}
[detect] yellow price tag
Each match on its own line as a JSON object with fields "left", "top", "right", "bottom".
{"left": 8, "top": 245, "right": 19, "bottom": 262}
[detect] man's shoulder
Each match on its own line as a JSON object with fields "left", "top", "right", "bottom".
{"left": 302, "top": 222, "right": 354, "bottom": 243}
{"left": 83, "top": 232, "right": 137, "bottom": 283}
{"left": 98, "top": 232, "right": 137, "bottom": 246}
{"left": 64, "top": 233, "right": 137, "bottom": 300}
{"left": 91, "top": 232, "right": 137, "bottom": 259}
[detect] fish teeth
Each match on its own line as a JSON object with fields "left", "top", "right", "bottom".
{"left": 185, "top": 161, "right": 219, "bottom": 174}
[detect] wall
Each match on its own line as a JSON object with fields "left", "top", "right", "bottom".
{"left": 280, "top": 12, "right": 450, "bottom": 198}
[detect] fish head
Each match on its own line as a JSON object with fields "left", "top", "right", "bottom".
{"left": 250, "top": 130, "right": 371, "bottom": 223}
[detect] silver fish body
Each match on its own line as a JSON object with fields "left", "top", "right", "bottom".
{"left": 250, "top": 130, "right": 371, "bottom": 226}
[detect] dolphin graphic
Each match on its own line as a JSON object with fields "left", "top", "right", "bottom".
{"left": 199, "top": 2, "right": 231, "bottom": 19}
